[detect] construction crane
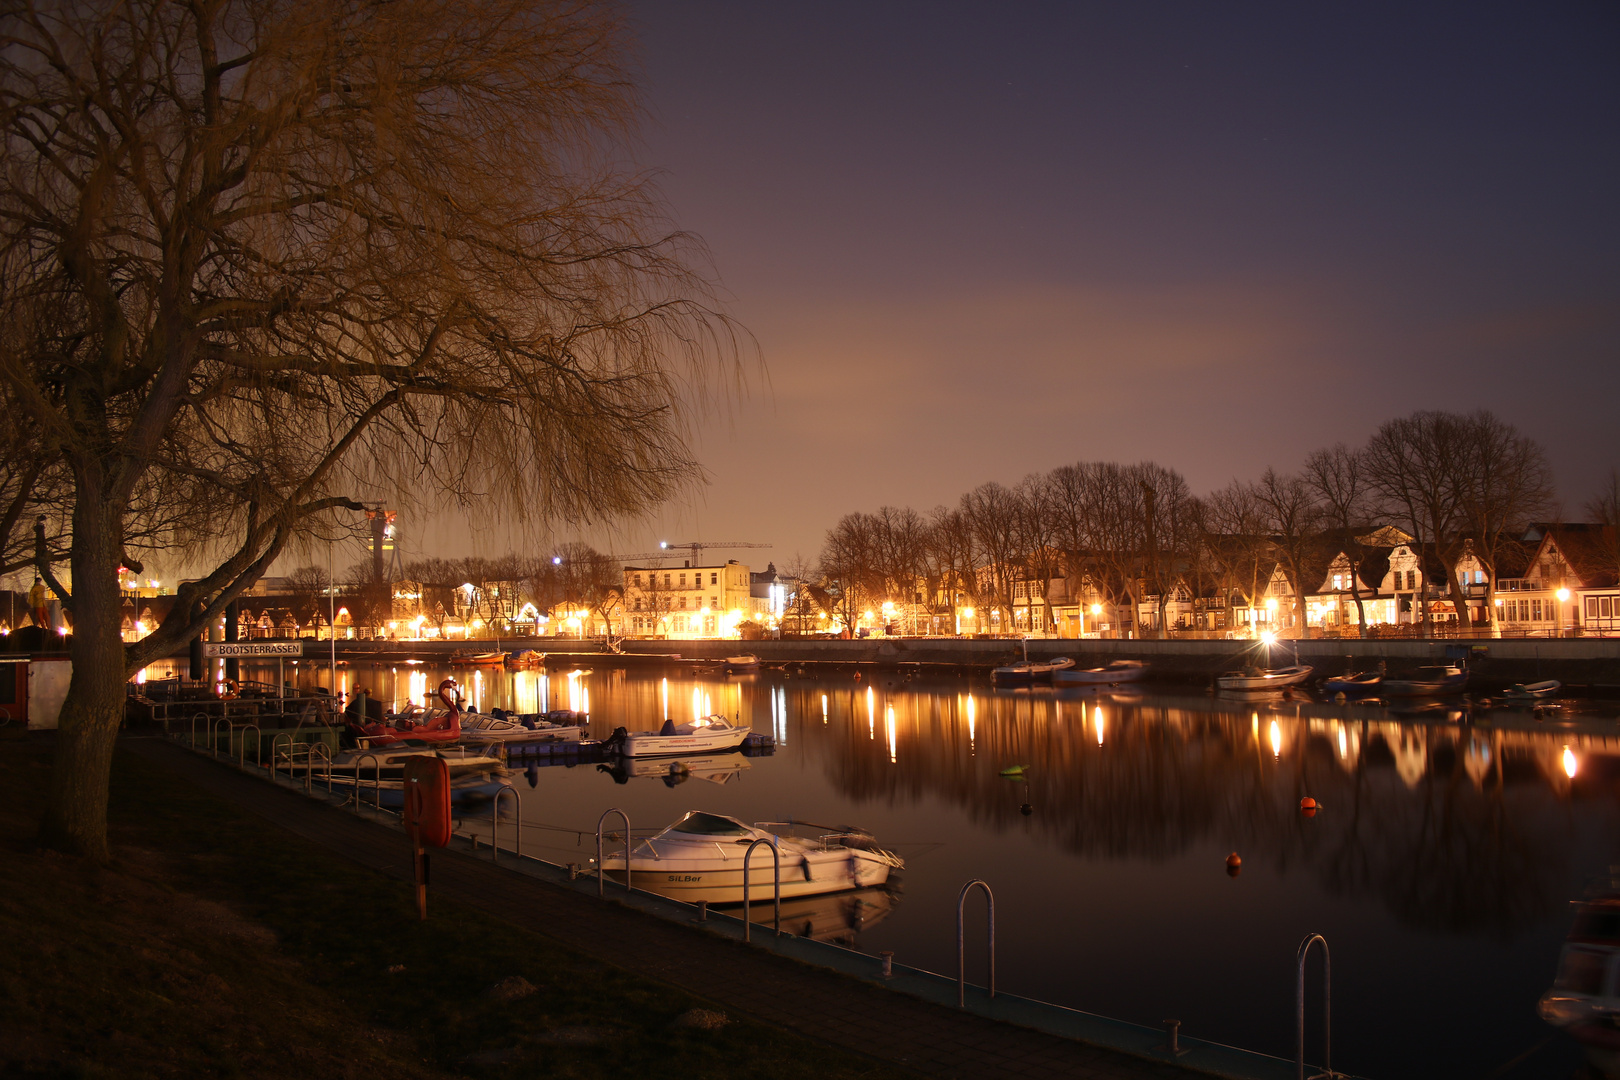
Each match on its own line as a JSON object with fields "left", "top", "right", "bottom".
{"left": 617, "top": 540, "right": 770, "bottom": 566}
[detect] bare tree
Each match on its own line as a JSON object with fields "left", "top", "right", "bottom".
{"left": 1303, "top": 444, "right": 1373, "bottom": 637}
{"left": 1203, "top": 480, "right": 1272, "bottom": 633}
{"left": 927, "top": 506, "right": 980, "bottom": 633}
{"left": 1452, "top": 411, "right": 1554, "bottom": 634}
{"left": 960, "top": 483, "right": 1023, "bottom": 634}
{"left": 1363, "top": 412, "right": 1468, "bottom": 635}
{"left": 820, "top": 512, "right": 880, "bottom": 637}
{"left": 1252, "top": 468, "right": 1323, "bottom": 639}
{"left": 1586, "top": 468, "right": 1620, "bottom": 587}
{"left": 282, "top": 565, "right": 331, "bottom": 630}
{"left": 2, "top": 0, "right": 744, "bottom": 859}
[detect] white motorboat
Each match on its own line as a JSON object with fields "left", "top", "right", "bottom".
{"left": 1054, "top": 659, "right": 1148, "bottom": 685}
{"left": 460, "top": 708, "right": 584, "bottom": 743}
{"left": 1215, "top": 664, "right": 1314, "bottom": 691}
{"left": 604, "top": 715, "right": 751, "bottom": 757}
{"left": 321, "top": 745, "right": 503, "bottom": 777}
{"left": 689, "top": 653, "right": 761, "bottom": 673}
{"left": 595, "top": 811, "right": 904, "bottom": 903}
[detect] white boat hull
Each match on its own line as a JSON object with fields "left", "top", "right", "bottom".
{"left": 1055, "top": 661, "right": 1147, "bottom": 685}
{"left": 601, "top": 847, "right": 898, "bottom": 904}
{"left": 618, "top": 727, "right": 750, "bottom": 757}
{"left": 1216, "top": 665, "right": 1314, "bottom": 691}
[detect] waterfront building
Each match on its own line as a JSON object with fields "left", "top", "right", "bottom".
{"left": 622, "top": 559, "right": 754, "bottom": 639}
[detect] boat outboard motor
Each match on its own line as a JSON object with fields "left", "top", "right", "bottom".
{"left": 603, "top": 726, "right": 628, "bottom": 753}
{"left": 659, "top": 718, "right": 677, "bottom": 736}
{"left": 525, "top": 764, "right": 540, "bottom": 788}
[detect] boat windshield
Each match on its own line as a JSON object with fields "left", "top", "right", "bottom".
{"left": 670, "top": 812, "right": 749, "bottom": 837}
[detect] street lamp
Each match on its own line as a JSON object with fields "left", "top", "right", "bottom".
{"left": 1557, "top": 587, "right": 1571, "bottom": 637}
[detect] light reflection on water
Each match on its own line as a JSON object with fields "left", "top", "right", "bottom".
{"left": 159, "top": 659, "right": 1620, "bottom": 1078}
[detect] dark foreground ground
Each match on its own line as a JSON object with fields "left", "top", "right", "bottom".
{"left": 0, "top": 729, "right": 913, "bottom": 1080}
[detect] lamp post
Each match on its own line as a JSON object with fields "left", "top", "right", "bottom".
{"left": 1557, "top": 587, "right": 1571, "bottom": 638}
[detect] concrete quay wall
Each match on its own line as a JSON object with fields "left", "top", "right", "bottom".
{"left": 255, "top": 635, "right": 1620, "bottom": 691}
{"left": 613, "top": 636, "right": 1620, "bottom": 690}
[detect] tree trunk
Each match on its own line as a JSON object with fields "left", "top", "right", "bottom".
{"left": 39, "top": 486, "right": 126, "bottom": 862}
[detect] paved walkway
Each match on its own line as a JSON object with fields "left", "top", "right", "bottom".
{"left": 126, "top": 738, "right": 1219, "bottom": 1080}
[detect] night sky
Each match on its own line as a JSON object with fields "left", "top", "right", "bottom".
{"left": 435, "top": 2, "right": 1620, "bottom": 569}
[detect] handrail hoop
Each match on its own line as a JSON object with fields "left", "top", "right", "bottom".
{"left": 957, "top": 878, "right": 996, "bottom": 1008}
{"left": 596, "top": 808, "right": 631, "bottom": 897}
{"left": 741, "top": 836, "right": 782, "bottom": 943}
{"left": 1296, "top": 932, "right": 1335, "bottom": 1080}
{"left": 354, "top": 752, "right": 382, "bottom": 810}
{"left": 190, "top": 712, "right": 208, "bottom": 750}
{"left": 237, "top": 723, "right": 262, "bottom": 771}
{"left": 311, "top": 740, "right": 332, "bottom": 793}
{"left": 491, "top": 787, "right": 521, "bottom": 862}
{"left": 210, "top": 717, "right": 235, "bottom": 758}
{"left": 270, "top": 732, "right": 295, "bottom": 774}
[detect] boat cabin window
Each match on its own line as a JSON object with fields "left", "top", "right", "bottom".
{"left": 671, "top": 812, "right": 749, "bottom": 837}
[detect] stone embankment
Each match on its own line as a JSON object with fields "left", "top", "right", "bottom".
{"left": 294, "top": 635, "right": 1620, "bottom": 692}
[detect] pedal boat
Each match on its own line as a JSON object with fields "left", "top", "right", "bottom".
{"left": 595, "top": 811, "right": 903, "bottom": 904}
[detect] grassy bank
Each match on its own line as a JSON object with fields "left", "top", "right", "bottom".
{"left": 0, "top": 731, "right": 906, "bottom": 1079}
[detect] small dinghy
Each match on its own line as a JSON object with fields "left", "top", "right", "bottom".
{"left": 1216, "top": 664, "right": 1314, "bottom": 691}
{"left": 594, "top": 811, "right": 904, "bottom": 903}
{"left": 1054, "top": 659, "right": 1148, "bottom": 685}
{"left": 1382, "top": 665, "right": 1468, "bottom": 697}
{"left": 1503, "top": 679, "right": 1561, "bottom": 701}
{"left": 1322, "top": 670, "right": 1382, "bottom": 694}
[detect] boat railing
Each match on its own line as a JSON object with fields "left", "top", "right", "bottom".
{"left": 491, "top": 787, "right": 521, "bottom": 863}
{"left": 957, "top": 879, "right": 996, "bottom": 1008}
{"left": 352, "top": 753, "right": 383, "bottom": 809}
{"left": 741, "top": 836, "right": 782, "bottom": 943}
{"left": 1296, "top": 933, "right": 1340, "bottom": 1080}
{"left": 596, "top": 808, "right": 631, "bottom": 897}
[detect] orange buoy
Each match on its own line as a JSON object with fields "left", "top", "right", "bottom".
{"left": 1225, "top": 852, "right": 1242, "bottom": 877}
{"left": 1300, "top": 797, "right": 1317, "bottom": 811}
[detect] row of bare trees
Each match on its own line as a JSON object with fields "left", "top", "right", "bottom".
{"left": 815, "top": 410, "right": 1580, "bottom": 638}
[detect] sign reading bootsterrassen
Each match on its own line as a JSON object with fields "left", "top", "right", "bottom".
{"left": 202, "top": 641, "right": 303, "bottom": 658}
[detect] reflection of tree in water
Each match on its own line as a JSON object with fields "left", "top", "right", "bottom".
{"left": 796, "top": 685, "right": 1587, "bottom": 938}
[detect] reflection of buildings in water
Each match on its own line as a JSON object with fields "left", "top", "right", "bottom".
{"left": 728, "top": 886, "right": 897, "bottom": 945}
{"left": 595, "top": 753, "right": 751, "bottom": 787}
{"left": 797, "top": 684, "right": 1620, "bottom": 937}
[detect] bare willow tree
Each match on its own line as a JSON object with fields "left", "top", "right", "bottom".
{"left": 1587, "top": 468, "right": 1620, "bottom": 587}
{"left": 1, "top": 0, "right": 745, "bottom": 859}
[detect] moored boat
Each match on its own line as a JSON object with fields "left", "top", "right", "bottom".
{"left": 460, "top": 707, "right": 585, "bottom": 743}
{"left": 450, "top": 650, "right": 507, "bottom": 667}
{"left": 1322, "top": 670, "right": 1382, "bottom": 694}
{"left": 1381, "top": 664, "right": 1468, "bottom": 697}
{"left": 1216, "top": 664, "right": 1314, "bottom": 691}
{"left": 1503, "top": 679, "right": 1562, "bottom": 701}
{"left": 604, "top": 715, "right": 751, "bottom": 757}
{"left": 991, "top": 656, "right": 1076, "bottom": 684}
{"left": 1054, "top": 659, "right": 1148, "bottom": 685}
{"left": 346, "top": 679, "right": 462, "bottom": 747}
{"left": 595, "top": 811, "right": 903, "bottom": 903}
{"left": 1540, "top": 893, "right": 1620, "bottom": 1065}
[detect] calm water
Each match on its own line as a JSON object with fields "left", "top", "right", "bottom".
{"left": 191, "top": 658, "right": 1620, "bottom": 1079}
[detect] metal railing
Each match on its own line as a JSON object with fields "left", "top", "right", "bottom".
{"left": 741, "top": 836, "right": 781, "bottom": 943}
{"left": 491, "top": 787, "right": 521, "bottom": 863}
{"left": 351, "top": 752, "right": 383, "bottom": 810}
{"left": 596, "top": 808, "right": 631, "bottom": 897}
{"left": 236, "top": 723, "right": 261, "bottom": 771}
{"left": 210, "top": 717, "right": 234, "bottom": 758}
{"left": 1296, "top": 933, "right": 1339, "bottom": 1080}
{"left": 957, "top": 878, "right": 996, "bottom": 1008}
